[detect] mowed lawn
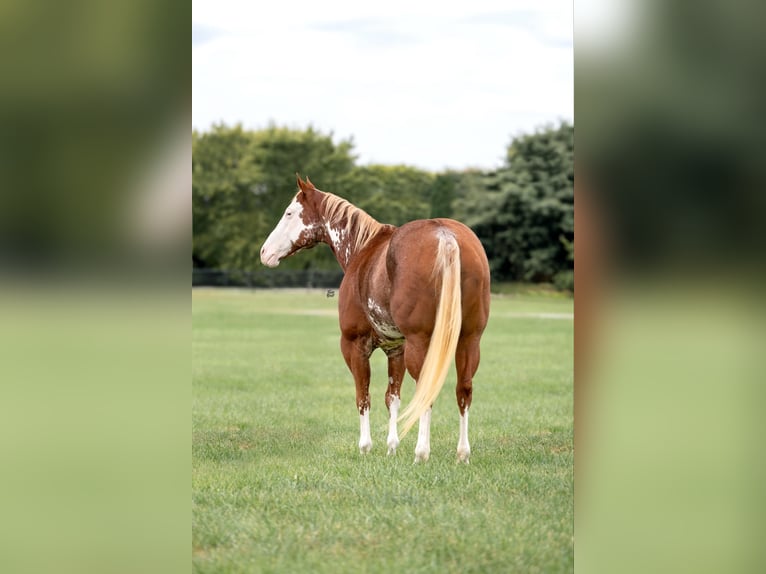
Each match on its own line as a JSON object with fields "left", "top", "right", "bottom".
{"left": 193, "top": 288, "right": 573, "bottom": 573}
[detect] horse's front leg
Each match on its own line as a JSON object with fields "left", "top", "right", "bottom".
{"left": 384, "top": 347, "right": 405, "bottom": 455}
{"left": 341, "top": 335, "right": 373, "bottom": 454}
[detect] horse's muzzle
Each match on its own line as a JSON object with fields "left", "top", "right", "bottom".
{"left": 260, "top": 246, "right": 281, "bottom": 267}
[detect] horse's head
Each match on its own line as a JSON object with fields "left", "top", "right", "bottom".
{"left": 260, "top": 175, "right": 324, "bottom": 267}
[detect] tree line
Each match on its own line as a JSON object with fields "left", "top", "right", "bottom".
{"left": 193, "top": 121, "right": 573, "bottom": 290}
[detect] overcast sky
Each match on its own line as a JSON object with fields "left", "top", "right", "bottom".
{"left": 193, "top": 1, "right": 573, "bottom": 172}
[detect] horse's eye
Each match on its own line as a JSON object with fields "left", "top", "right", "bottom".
{"left": 286, "top": 211, "right": 292, "bottom": 217}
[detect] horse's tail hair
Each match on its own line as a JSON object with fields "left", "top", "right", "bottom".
{"left": 399, "top": 229, "right": 462, "bottom": 437}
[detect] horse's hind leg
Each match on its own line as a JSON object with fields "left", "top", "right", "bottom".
{"left": 404, "top": 334, "right": 432, "bottom": 462}
{"left": 384, "top": 348, "right": 405, "bottom": 455}
{"left": 455, "top": 334, "right": 481, "bottom": 463}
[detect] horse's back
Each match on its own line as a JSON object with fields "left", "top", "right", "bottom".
{"left": 387, "top": 219, "right": 490, "bottom": 335}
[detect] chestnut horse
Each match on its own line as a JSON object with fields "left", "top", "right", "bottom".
{"left": 260, "top": 176, "right": 490, "bottom": 463}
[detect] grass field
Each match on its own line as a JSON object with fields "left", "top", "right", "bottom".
{"left": 193, "top": 288, "right": 573, "bottom": 573}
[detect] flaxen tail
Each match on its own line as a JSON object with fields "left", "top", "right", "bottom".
{"left": 398, "top": 229, "right": 462, "bottom": 437}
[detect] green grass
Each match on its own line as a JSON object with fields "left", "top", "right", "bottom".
{"left": 490, "top": 281, "right": 571, "bottom": 298}
{"left": 193, "top": 288, "right": 573, "bottom": 573}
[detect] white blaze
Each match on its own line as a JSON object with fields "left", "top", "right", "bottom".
{"left": 260, "top": 199, "right": 306, "bottom": 267}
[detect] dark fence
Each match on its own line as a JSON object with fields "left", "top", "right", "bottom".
{"left": 192, "top": 268, "right": 344, "bottom": 288}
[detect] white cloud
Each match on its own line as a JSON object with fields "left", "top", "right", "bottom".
{"left": 192, "top": 0, "right": 572, "bottom": 171}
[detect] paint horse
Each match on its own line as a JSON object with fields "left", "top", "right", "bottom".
{"left": 260, "top": 176, "right": 490, "bottom": 463}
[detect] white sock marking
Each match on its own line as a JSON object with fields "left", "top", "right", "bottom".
{"left": 358, "top": 408, "right": 372, "bottom": 454}
{"left": 414, "top": 408, "right": 432, "bottom": 462}
{"left": 387, "top": 395, "right": 400, "bottom": 455}
{"left": 457, "top": 408, "right": 470, "bottom": 463}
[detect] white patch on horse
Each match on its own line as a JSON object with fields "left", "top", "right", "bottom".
{"left": 457, "top": 408, "right": 470, "bottom": 463}
{"left": 326, "top": 224, "right": 343, "bottom": 246}
{"left": 358, "top": 408, "right": 372, "bottom": 454}
{"left": 367, "top": 297, "right": 384, "bottom": 315}
{"left": 386, "top": 395, "right": 401, "bottom": 455}
{"left": 326, "top": 223, "right": 351, "bottom": 265}
{"left": 366, "top": 298, "right": 404, "bottom": 344}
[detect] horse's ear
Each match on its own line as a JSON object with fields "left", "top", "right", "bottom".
{"left": 296, "top": 173, "right": 315, "bottom": 194}
{"left": 305, "top": 176, "right": 314, "bottom": 188}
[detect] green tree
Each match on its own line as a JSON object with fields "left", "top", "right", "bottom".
{"left": 428, "top": 172, "right": 458, "bottom": 218}
{"left": 336, "top": 165, "right": 433, "bottom": 226}
{"left": 251, "top": 124, "right": 356, "bottom": 225}
{"left": 192, "top": 125, "right": 263, "bottom": 269}
{"left": 192, "top": 121, "right": 574, "bottom": 289}
{"left": 449, "top": 168, "right": 492, "bottom": 223}
{"left": 465, "top": 122, "right": 574, "bottom": 284}
{"left": 192, "top": 124, "right": 356, "bottom": 271}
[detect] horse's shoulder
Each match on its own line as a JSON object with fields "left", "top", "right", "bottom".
{"left": 337, "top": 280, "right": 372, "bottom": 336}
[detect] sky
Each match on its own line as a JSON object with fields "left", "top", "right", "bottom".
{"left": 192, "top": 1, "right": 573, "bottom": 172}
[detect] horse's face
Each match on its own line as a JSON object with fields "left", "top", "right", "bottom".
{"left": 260, "top": 191, "right": 321, "bottom": 267}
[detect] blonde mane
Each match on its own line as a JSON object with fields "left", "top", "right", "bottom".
{"left": 321, "top": 193, "right": 385, "bottom": 253}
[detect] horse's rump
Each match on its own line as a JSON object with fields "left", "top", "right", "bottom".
{"left": 385, "top": 219, "right": 490, "bottom": 435}
{"left": 386, "top": 219, "right": 490, "bottom": 329}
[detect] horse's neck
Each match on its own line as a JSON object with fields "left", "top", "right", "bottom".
{"left": 322, "top": 220, "right": 350, "bottom": 270}
{"left": 322, "top": 208, "right": 385, "bottom": 271}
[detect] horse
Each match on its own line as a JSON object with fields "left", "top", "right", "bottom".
{"left": 260, "top": 175, "right": 490, "bottom": 463}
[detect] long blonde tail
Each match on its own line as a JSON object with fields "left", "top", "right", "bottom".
{"left": 398, "top": 230, "right": 462, "bottom": 437}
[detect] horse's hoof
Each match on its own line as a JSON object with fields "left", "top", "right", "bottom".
{"left": 359, "top": 442, "right": 372, "bottom": 454}
{"left": 457, "top": 449, "right": 470, "bottom": 464}
{"left": 413, "top": 451, "right": 430, "bottom": 463}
